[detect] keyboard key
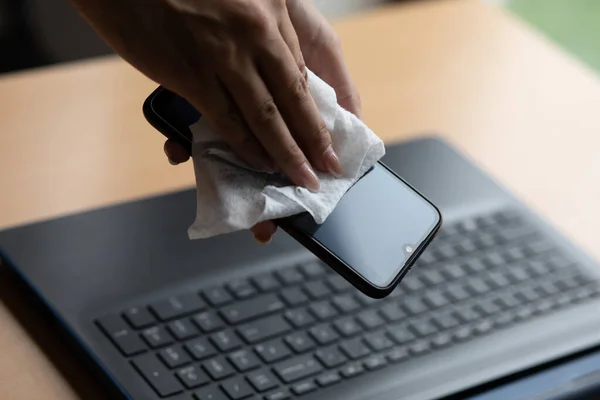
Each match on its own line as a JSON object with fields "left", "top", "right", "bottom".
{"left": 474, "top": 299, "right": 500, "bottom": 316}
{"left": 220, "top": 377, "right": 254, "bottom": 400}
{"left": 453, "top": 305, "right": 481, "bottom": 323}
{"left": 252, "top": 273, "right": 280, "bottom": 292}
{"left": 340, "top": 363, "right": 364, "bottom": 378}
{"left": 150, "top": 294, "right": 206, "bottom": 321}
{"left": 332, "top": 294, "right": 361, "bottom": 313}
{"left": 274, "top": 355, "right": 323, "bottom": 383}
{"left": 237, "top": 315, "right": 291, "bottom": 344}
{"left": 221, "top": 294, "right": 285, "bottom": 324}
{"left": 387, "top": 347, "right": 409, "bottom": 363}
{"left": 97, "top": 315, "right": 147, "bottom": 356}
{"left": 499, "top": 225, "right": 535, "bottom": 242}
{"left": 421, "top": 269, "right": 445, "bottom": 286}
{"left": 456, "top": 239, "right": 477, "bottom": 255}
{"left": 291, "top": 380, "right": 317, "bottom": 396}
{"left": 356, "top": 292, "right": 380, "bottom": 306}
{"left": 418, "top": 250, "right": 437, "bottom": 264}
{"left": 228, "top": 349, "right": 260, "bottom": 372}
{"left": 474, "top": 319, "right": 494, "bottom": 335}
{"left": 401, "top": 275, "right": 425, "bottom": 292}
{"left": 210, "top": 330, "right": 243, "bottom": 352}
{"left": 276, "top": 269, "right": 304, "bottom": 285}
{"left": 526, "top": 240, "right": 554, "bottom": 256}
{"left": 408, "top": 319, "right": 437, "bottom": 337}
{"left": 466, "top": 278, "right": 491, "bottom": 295}
{"left": 168, "top": 318, "right": 200, "bottom": 341}
{"left": 387, "top": 325, "right": 415, "bottom": 345}
{"left": 280, "top": 288, "right": 309, "bottom": 307}
{"left": 453, "top": 326, "right": 473, "bottom": 342}
{"left": 226, "top": 279, "right": 257, "bottom": 299}
{"left": 435, "top": 244, "right": 458, "bottom": 260}
{"left": 442, "top": 263, "right": 466, "bottom": 280}
{"left": 508, "top": 267, "right": 530, "bottom": 283}
{"left": 264, "top": 389, "right": 291, "bottom": 400}
{"left": 494, "top": 311, "right": 516, "bottom": 327}
{"left": 357, "top": 310, "right": 385, "bottom": 330}
{"left": 203, "top": 286, "right": 233, "bottom": 307}
{"left": 363, "top": 354, "right": 387, "bottom": 370}
{"left": 445, "top": 284, "right": 469, "bottom": 302}
{"left": 364, "top": 331, "right": 394, "bottom": 352}
{"left": 326, "top": 275, "right": 352, "bottom": 292}
{"left": 515, "top": 287, "right": 540, "bottom": 303}
{"left": 193, "top": 311, "right": 225, "bottom": 333}
{"left": 142, "top": 326, "right": 174, "bottom": 349}
{"left": 255, "top": 339, "right": 291, "bottom": 363}
{"left": 123, "top": 307, "right": 156, "bottom": 329}
{"left": 424, "top": 291, "right": 449, "bottom": 309}
{"left": 185, "top": 337, "right": 217, "bottom": 360}
{"left": 299, "top": 262, "right": 327, "bottom": 279}
{"left": 486, "top": 272, "right": 511, "bottom": 289}
{"left": 194, "top": 385, "right": 228, "bottom": 400}
{"left": 203, "top": 357, "right": 236, "bottom": 380}
{"left": 309, "top": 301, "right": 337, "bottom": 320}
{"left": 432, "top": 313, "right": 459, "bottom": 330}
{"left": 247, "top": 369, "right": 278, "bottom": 392}
{"left": 316, "top": 371, "right": 341, "bottom": 387}
{"left": 409, "top": 339, "right": 431, "bottom": 356}
{"left": 431, "top": 332, "right": 452, "bottom": 348}
{"left": 515, "top": 305, "right": 535, "bottom": 320}
{"left": 315, "top": 346, "right": 347, "bottom": 368}
{"left": 464, "top": 258, "right": 487, "bottom": 273}
{"left": 303, "top": 280, "right": 330, "bottom": 299}
{"left": 283, "top": 308, "right": 315, "bottom": 328}
{"left": 504, "top": 246, "right": 527, "bottom": 262}
{"left": 132, "top": 353, "right": 184, "bottom": 397}
{"left": 159, "top": 345, "right": 192, "bottom": 368}
{"left": 340, "top": 338, "right": 371, "bottom": 360}
{"left": 333, "top": 317, "right": 362, "bottom": 337}
{"left": 176, "top": 365, "right": 210, "bottom": 389}
{"left": 309, "top": 324, "right": 339, "bottom": 345}
{"left": 285, "top": 332, "right": 316, "bottom": 353}
{"left": 379, "top": 302, "right": 406, "bottom": 322}
{"left": 402, "top": 298, "right": 428, "bottom": 315}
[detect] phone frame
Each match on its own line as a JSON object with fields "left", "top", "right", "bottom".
{"left": 143, "top": 86, "right": 442, "bottom": 298}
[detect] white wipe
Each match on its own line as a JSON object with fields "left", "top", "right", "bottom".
{"left": 188, "top": 69, "right": 385, "bottom": 239}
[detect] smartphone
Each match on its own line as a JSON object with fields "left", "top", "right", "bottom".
{"left": 143, "top": 86, "right": 442, "bottom": 298}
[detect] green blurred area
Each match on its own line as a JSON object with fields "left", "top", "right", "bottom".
{"left": 507, "top": 0, "right": 600, "bottom": 73}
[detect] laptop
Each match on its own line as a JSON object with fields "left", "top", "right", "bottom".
{"left": 1, "top": 136, "right": 599, "bottom": 400}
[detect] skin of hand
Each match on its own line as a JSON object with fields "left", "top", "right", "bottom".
{"left": 72, "top": 0, "right": 361, "bottom": 243}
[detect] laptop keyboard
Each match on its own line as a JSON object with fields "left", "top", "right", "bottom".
{"left": 96, "top": 209, "right": 600, "bottom": 399}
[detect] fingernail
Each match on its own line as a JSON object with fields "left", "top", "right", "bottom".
{"left": 322, "top": 145, "right": 343, "bottom": 178}
{"left": 254, "top": 234, "right": 272, "bottom": 245}
{"left": 169, "top": 159, "right": 179, "bottom": 166}
{"left": 298, "top": 162, "right": 320, "bottom": 192}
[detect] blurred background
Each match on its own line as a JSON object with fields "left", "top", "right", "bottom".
{"left": 1, "top": 0, "right": 599, "bottom": 76}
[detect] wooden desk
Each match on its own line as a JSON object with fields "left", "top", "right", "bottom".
{"left": 2, "top": 0, "right": 600, "bottom": 398}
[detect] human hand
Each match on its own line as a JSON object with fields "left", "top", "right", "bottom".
{"left": 162, "top": 0, "right": 361, "bottom": 244}
{"left": 73, "top": 0, "right": 359, "bottom": 243}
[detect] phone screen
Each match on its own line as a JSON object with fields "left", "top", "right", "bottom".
{"left": 150, "top": 89, "right": 441, "bottom": 289}
{"left": 286, "top": 164, "right": 439, "bottom": 287}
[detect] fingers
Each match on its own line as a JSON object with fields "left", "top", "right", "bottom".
{"left": 184, "top": 70, "right": 272, "bottom": 171}
{"left": 260, "top": 16, "right": 343, "bottom": 177}
{"left": 164, "top": 140, "right": 190, "bottom": 165}
{"left": 219, "top": 58, "right": 320, "bottom": 191}
{"left": 251, "top": 221, "right": 277, "bottom": 244}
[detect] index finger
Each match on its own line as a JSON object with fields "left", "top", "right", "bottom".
{"left": 258, "top": 19, "right": 342, "bottom": 177}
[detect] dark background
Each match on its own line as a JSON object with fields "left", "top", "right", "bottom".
{"left": 0, "top": 0, "right": 391, "bottom": 75}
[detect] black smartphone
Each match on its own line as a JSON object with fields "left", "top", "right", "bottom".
{"left": 143, "top": 86, "right": 442, "bottom": 298}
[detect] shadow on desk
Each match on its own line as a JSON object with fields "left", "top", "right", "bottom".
{"left": 0, "top": 265, "right": 117, "bottom": 400}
